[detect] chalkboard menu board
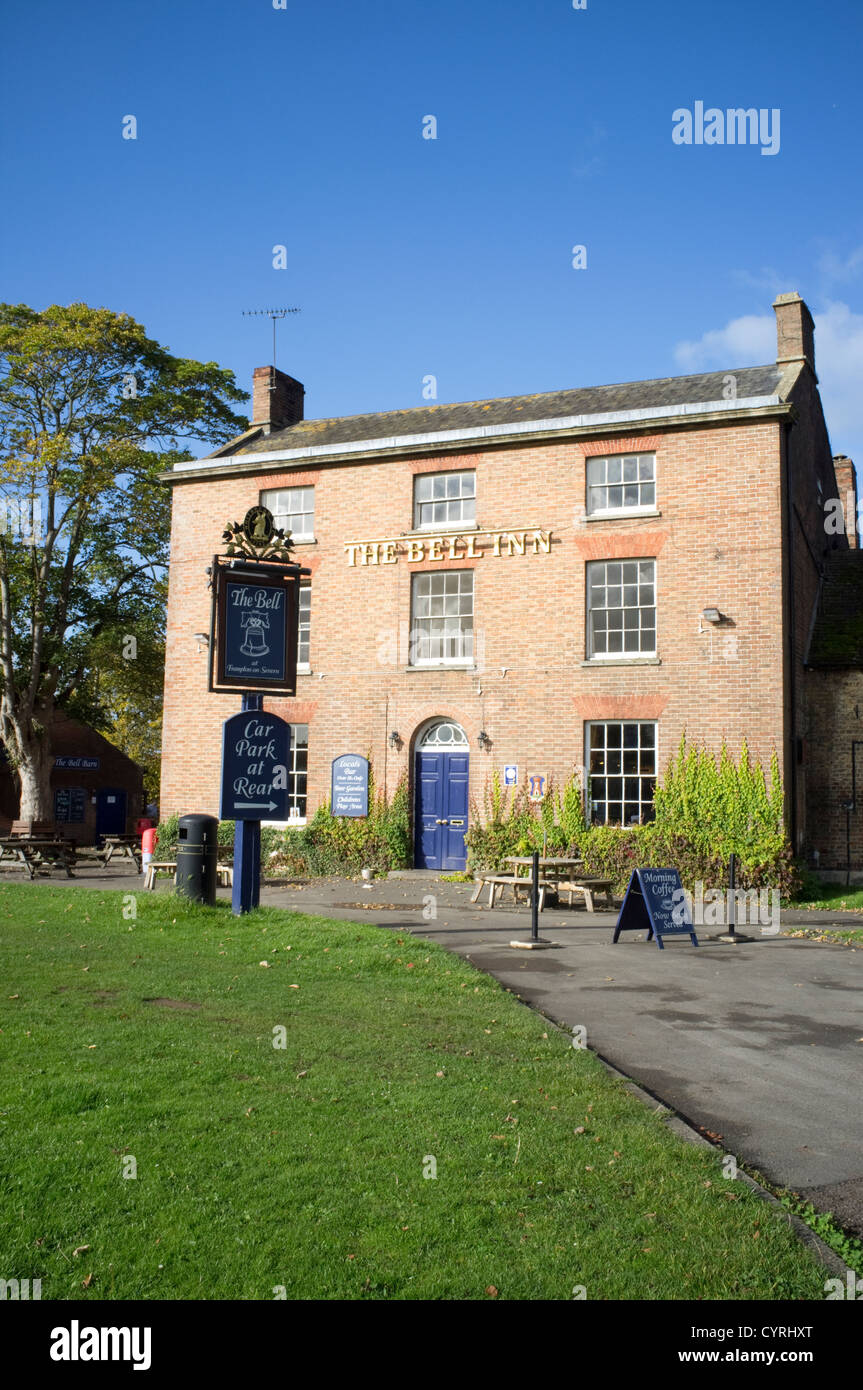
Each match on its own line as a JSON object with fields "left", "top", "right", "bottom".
{"left": 331, "top": 755, "right": 369, "bottom": 817}
{"left": 613, "top": 868, "right": 699, "bottom": 949}
{"left": 55, "top": 787, "right": 86, "bottom": 823}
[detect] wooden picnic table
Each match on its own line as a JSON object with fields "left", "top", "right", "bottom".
{"left": 0, "top": 836, "right": 76, "bottom": 879}
{"left": 471, "top": 871, "right": 551, "bottom": 909}
{"left": 100, "top": 835, "right": 142, "bottom": 868}
{"left": 506, "top": 856, "right": 584, "bottom": 876}
{"left": 471, "top": 857, "right": 614, "bottom": 912}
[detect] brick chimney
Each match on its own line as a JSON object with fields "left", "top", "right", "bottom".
{"left": 833, "top": 454, "right": 858, "bottom": 549}
{"left": 773, "top": 292, "right": 816, "bottom": 378}
{"left": 251, "top": 366, "right": 304, "bottom": 434}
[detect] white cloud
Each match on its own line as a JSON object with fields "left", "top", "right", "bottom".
{"left": 813, "top": 301, "right": 863, "bottom": 445}
{"left": 730, "top": 267, "right": 789, "bottom": 295}
{"left": 817, "top": 244, "right": 863, "bottom": 285}
{"left": 673, "top": 300, "right": 863, "bottom": 463}
{"left": 674, "top": 314, "right": 774, "bottom": 371}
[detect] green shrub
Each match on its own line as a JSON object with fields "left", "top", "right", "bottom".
{"left": 265, "top": 766, "right": 411, "bottom": 878}
{"left": 154, "top": 814, "right": 288, "bottom": 872}
{"left": 465, "top": 741, "right": 799, "bottom": 896}
{"left": 154, "top": 814, "right": 179, "bottom": 856}
{"left": 465, "top": 772, "right": 574, "bottom": 871}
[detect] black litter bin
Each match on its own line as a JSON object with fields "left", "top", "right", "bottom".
{"left": 175, "top": 814, "right": 218, "bottom": 905}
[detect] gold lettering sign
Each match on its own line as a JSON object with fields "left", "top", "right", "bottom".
{"left": 344, "top": 529, "right": 553, "bottom": 566}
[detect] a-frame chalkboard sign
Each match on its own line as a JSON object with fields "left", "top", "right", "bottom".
{"left": 612, "top": 868, "right": 699, "bottom": 949}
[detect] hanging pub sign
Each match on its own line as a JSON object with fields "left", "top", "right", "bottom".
{"left": 208, "top": 507, "right": 309, "bottom": 696}
{"left": 331, "top": 755, "right": 369, "bottom": 817}
{"left": 613, "top": 868, "right": 699, "bottom": 950}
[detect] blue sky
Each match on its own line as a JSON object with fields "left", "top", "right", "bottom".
{"left": 3, "top": 0, "right": 863, "bottom": 465}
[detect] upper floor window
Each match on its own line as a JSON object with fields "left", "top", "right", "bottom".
{"left": 586, "top": 454, "right": 655, "bottom": 515}
{"left": 260, "top": 486, "right": 315, "bottom": 540}
{"left": 410, "top": 571, "right": 474, "bottom": 665}
{"left": 414, "top": 471, "right": 476, "bottom": 530}
{"left": 587, "top": 559, "right": 656, "bottom": 658}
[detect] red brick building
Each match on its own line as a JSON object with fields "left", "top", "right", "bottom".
{"left": 160, "top": 292, "right": 858, "bottom": 870}
{"left": 0, "top": 711, "right": 146, "bottom": 845}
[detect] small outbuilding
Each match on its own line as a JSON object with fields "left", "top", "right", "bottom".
{"left": 0, "top": 711, "right": 146, "bottom": 845}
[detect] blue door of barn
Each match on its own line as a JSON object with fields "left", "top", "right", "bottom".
{"left": 96, "top": 788, "right": 126, "bottom": 839}
{"left": 414, "top": 721, "right": 469, "bottom": 870}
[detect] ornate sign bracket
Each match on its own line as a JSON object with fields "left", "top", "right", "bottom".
{"left": 221, "top": 506, "right": 295, "bottom": 564}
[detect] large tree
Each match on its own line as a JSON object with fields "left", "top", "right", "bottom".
{"left": 67, "top": 583, "right": 168, "bottom": 804}
{"left": 0, "top": 303, "right": 248, "bottom": 823}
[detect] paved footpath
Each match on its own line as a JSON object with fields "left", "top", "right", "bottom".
{"left": 13, "top": 865, "right": 863, "bottom": 1237}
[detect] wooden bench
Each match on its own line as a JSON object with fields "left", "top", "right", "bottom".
{"left": 144, "top": 861, "right": 233, "bottom": 890}
{"left": 144, "top": 860, "right": 177, "bottom": 890}
{"left": 471, "top": 873, "right": 549, "bottom": 909}
{"left": 555, "top": 877, "right": 615, "bottom": 911}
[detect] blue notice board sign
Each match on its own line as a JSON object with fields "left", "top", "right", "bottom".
{"left": 220, "top": 711, "right": 291, "bottom": 820}
{"left": 331, "top": 755, "right": 369, "bottom": 817}
{"left": 613, "top": 868, "right": 699, "bottom": 949}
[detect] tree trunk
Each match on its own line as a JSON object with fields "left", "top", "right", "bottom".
{"left": 17, "top": 749, "right": 54, "bottom": 823}
{"left": 10, "top": 715, "right": 55, "bottom": 825}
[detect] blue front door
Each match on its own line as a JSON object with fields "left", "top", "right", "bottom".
{"left": 415, "top": 751, "right": 469, "bottom": 870}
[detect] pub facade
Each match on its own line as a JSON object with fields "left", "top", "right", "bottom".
{"left": 159, "top": 293, "right": 859, "bottom": 870}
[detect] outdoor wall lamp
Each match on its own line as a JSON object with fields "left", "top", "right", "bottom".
{"left": 701, "top": 607, "right": 722, "bottom": 624}
{"left": 194, "top": 632, "right": 210, "bottom": 652}
{"left": 478, "top": 730, "right": 492, "bottom": 750}
{"left": 389, "top": 731, "right": 401, "bottom": 749}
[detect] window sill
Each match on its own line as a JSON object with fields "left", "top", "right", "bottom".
{"left": 583, "top": 509, "right": 661, "bottom": 523}
{"left": 404, "top": 663, "right": 477, "bottom": 673}
{"left": 403, "top": 524, "right": 480, "bottom": 537}
{"left": 581, "top": 657, "right": 661, "bottom": 667}
{"left": 296, "top": 664, "right": 311, "bottom": 676}
{"left": 290, "top": 536, "right": 317, "bottom": 545}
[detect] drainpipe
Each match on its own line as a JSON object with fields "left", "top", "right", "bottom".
{"left": 781, "top": 421, "right": 799, "bottom": 852}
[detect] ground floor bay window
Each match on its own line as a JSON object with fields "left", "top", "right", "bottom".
{"left": 586, "top": 721, "right": 657, "bottom": 825}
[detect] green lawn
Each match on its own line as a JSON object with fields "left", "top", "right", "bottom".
{"left": 794, "top": 879, "right": 863, "bottom": 915}
{"left": 0, "top": 883, "right": 827, "bottom": 1301}
{"left": 791, "top": 878, "right": 863, "bottom": 941}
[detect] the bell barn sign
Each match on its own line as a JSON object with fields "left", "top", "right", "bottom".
{"left": 344, "top": 528, "right": 553, "bottom": 566}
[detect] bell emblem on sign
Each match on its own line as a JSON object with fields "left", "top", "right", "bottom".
{"left": 240, "top": 612, "right": 270, "bottom": 658}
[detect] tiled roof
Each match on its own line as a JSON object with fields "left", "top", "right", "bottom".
{"left": 807, "top": 550, "right": 863, "bottom": 667}
{"left": 230, "top": 364, "right": 787, "bottom": 457}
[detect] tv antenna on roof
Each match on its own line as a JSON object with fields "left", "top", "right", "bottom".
{"left": 242, "top": 307, "right": 301, "bottom": 370}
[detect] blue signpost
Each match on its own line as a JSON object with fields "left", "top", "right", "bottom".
{"left": 220, "top": 700, "right": 291, "bottom": 915}
{"left": 331, "top": 755, "right": 369, "bottom": 817}
{"left": 206, "top": 508, "right": 309, "bottom": 916}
